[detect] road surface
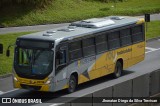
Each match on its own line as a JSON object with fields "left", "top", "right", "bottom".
{"left": 0, "top": 13, "right": 160, "bottom": 34}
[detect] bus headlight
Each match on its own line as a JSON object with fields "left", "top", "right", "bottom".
{"left": 45, "top": 78, "right": 52, "bottom": 84}
{"left": 14, "top": 77, "right": 18, "bottom": 81}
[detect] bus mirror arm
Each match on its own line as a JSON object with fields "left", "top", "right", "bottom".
{"left": 6, "top": 44, "right": 15, "bottom": 57}
{"left": 0, "top": 44, "right": 3, "bottom": 54}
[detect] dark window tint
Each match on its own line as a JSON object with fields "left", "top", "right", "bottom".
{"left": 69, "top": 41, "right": 81, "bottom": 51}
{"left": 132, "top": 25, "right": 142, "bottom": 34}
{"left": 96, "top": 43, "right": 108, "bottom": 53}
{"left": 69, "top": 49, "right": 82, "bottom": 60}
{"left": 132, "top": 33, "right": 144, "bottom": 43}
{"left": 82, "top": 37, "right": 95, "bottom": 47}
{"left": 108, "top": 31, "right": 119, "bottom": 40}
{"left": 95, "top": 33, "right": 106, "bottom": 44}
{"left": 121, "top": 36, "right": 132, "bottom": 46}
{"left": 132, "top": 25, "right": 144, "bottom": 43}
{"left": 108, "top": 39, "right": 120, "bottom": 49}
{"left": 83, "top": 45, "right": 95, "bottom": 57}
{"left": 108, "top": 31, "right": 120, "bottom": 49}
{"left": 120, "top": 28, "right": 132, "bottom": 46}
{"left": 120, "top": 28, "right": 131, "bottom": 37}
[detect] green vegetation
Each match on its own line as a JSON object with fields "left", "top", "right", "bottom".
{"left": 0, "top": 0, "right": 160, "bottom": 27}
{"left": 0, "top": 32, "right": 35, "bottom": 75}
{"left": 146, "top": 21, "right": 160, "bottom": 39}
{"left": 0, "top": 21, "right": 160, "bottom": 76}
{"left": 0, "top": 0, "right": 52, "bottom": 7}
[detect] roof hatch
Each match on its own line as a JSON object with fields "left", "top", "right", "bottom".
{"left": 43, "top": 30, "right": 56, "bottom": 36}
{"left": 70, "top": 18, "right": 115, "bottom": 28}
{"left": 110, "top": 16, "right": 125, "bottom": 20}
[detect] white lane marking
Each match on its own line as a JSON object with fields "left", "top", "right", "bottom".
{"left": 50, "top": 103, "right": 64, "bottom": 106}
{"left": 0, "top": 89, "right": 19, "bottom": 95}
{"left": 0, "top": 91, "right": 4, "bottom": 95}
{"left": 145, "top": 47, "right": 158, "bottom": 51}
{"left": 145, "top": 48, "right": 160, "bottom": 54}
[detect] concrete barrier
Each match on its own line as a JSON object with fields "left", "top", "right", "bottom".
{"left": 113, "top": 80, "right": 132, "bottom": 106}
{"left": 60, "top": 69, "right": 160, "bottom": 106}
{"left": 93, "top": 86, "right": 112, "bottom": 106}
{"left": 71, "top": 94, "right": 92, "bottom": 106}
{"left": 149, "top": 69, "right": 160, "bottom": 96}
{"left": 132, "top": 74, "right": 150, "bottom": 97}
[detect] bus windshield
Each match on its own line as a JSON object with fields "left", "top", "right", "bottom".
{"left": 14, "top": 48, "right": 53, "bottom": 79}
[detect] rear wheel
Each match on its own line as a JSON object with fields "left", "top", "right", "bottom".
{"left": 113, "top": 61, "right": 122, "bottom": 78}
{"left": 68, "top": 75, "right": 77, "bottom": 93}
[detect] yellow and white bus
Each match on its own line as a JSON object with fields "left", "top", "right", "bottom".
{"left": 12, "top": 16, "right": 145, "bottom": 93}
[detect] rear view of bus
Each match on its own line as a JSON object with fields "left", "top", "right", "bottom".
{"left": 12, "top": 16, "right": 145, "bottom": 93}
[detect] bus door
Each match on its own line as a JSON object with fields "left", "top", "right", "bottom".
{"left": 55, "top": 44, "right": 68, "bottom": 91}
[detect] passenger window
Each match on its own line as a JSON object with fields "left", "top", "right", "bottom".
{"left": 132, "top": 25, "right": 142, "bottom": 34}
{"left": 108, "top": 31, "right": 120, "bottom": 49}
{"left": 108, "top": 31, "right": 119, "bottom": 40}
{"left": 82, "top": 37, "right": 95, "bottom": 47}
{"left": 95, "top": 33, "right": 106, "bottom": 44}
{"left": 69, "top": 40, "right": 81, "bottom": 51}
{"left": 83, "top": 46, "right": 95, "bottom": 57}
{"left": 82, "top": 37, "right": 95, "bottom": 57}
{"left": 95, "top": 33, "right": 108, "bottom": 54}
{"left": 132, "top": 25, "right": 144, "bottom": 43}
{"left": 69, "top": 49, "right": 82, "bottom": 60}
{"left": 120, "top": 28, "right": 132, "bottom": 46}
{"left": 69, "top": 40, "right": 82, "bottom": 61}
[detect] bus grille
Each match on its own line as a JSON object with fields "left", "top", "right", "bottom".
{"left": 20, "top": 84, "right": 41, "bottom": 91}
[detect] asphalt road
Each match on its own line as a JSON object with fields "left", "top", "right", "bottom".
{"left": 0, "top": 13, "right": 160, "bottom": 35}
{"left": 0, "top": 39, "right": 160, "bottom": 106}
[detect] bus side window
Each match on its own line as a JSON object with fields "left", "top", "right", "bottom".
{"left": 56, "top": 50, "right": 66, "bottom": 66}
{"left": 132, "top": 25, "right": 144, "bottom": 43}
{"left": 55, "top": 49, "right": 67, "bottom": 74}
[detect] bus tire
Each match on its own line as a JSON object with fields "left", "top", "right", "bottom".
{"left": 68, "top": 75, "right": 77, "bottom": 93}
{"left": 113, "top": 61, "right": 122, "bottom": 78}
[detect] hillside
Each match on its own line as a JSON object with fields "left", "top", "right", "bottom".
{"left": 0, "top": 0, "right": 160, "bottom": 27}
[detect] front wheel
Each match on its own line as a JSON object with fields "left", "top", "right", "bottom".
{"left": 67, "top": 75, "right": 77, "bottom": 93}
{"left": 113, "top": 61, "right": 122, "bottom": 78}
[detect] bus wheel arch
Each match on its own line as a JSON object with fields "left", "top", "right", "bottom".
{"left": 67, "top": 72, "right": 78, "bottom": 93}
{"left": 113, "top": 58, "right": 123, "bottom": 78}
{"left": 117, "top": 58, "right": 123, "bottom": 69}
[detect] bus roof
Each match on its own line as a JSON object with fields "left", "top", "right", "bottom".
{"left": 18, "top": 16, "right": 144, "bottom": 42}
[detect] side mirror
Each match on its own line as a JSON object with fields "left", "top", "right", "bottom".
{"left": 0, "top": 44, "right": 3, "bottom": 54}
{"left": 6, "top": 49, "right": 10, "bottom": 57}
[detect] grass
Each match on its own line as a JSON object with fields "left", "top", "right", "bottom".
{"left": 0, "top": 21, "right": 160, "bottom": 76}
{"left": 0, "top": 0, "right": 160, "bottom": 27}
{"left": 146, "top": 21, "right": 160, "bottom": 39}
{"left": 0, "top": 31, "right": 35, "bottom": 75}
